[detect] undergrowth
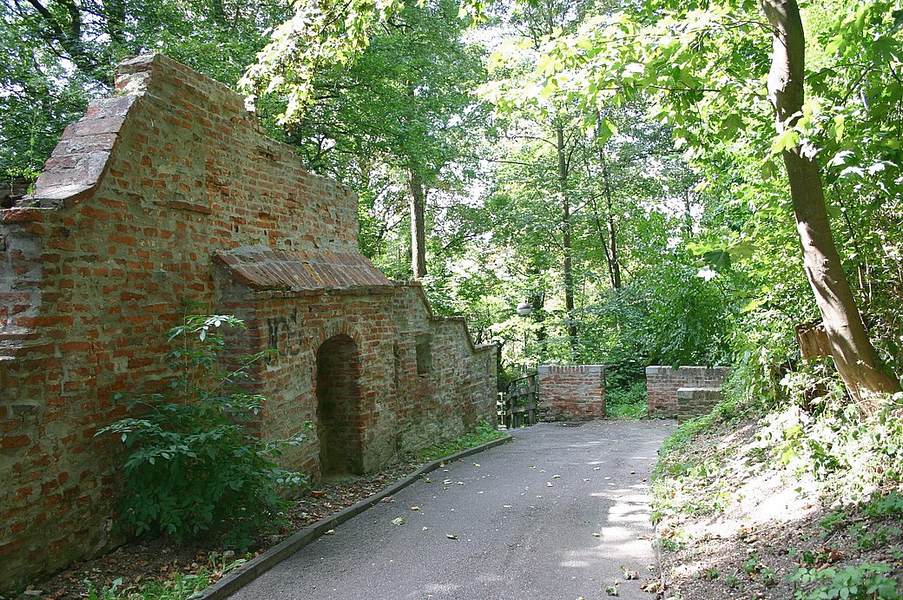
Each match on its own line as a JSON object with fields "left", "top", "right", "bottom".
{"left": 413, "top": 420, "right": 505, "bottom": 462}
{"left": 605, "top": 379, "right": 648, "bottom": 420}
{"left": 652, "top": 358, "right": 903, "bottom": 599}
{"left": 84, "top": 552, "right": 247, "bottom": 600}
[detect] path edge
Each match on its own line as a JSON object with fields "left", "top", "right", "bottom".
{"left": 195, "top": 433, "right": 514, "bottom": 600}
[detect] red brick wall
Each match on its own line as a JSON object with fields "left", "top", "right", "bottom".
{"left": 645, "top": 366, "right": 730, "bottom": 418}
{"left": 537, "top": 365, "right": 606, "bottom": 421}
{"left": 0, "top": 54, "right": 496, "bottom": 592}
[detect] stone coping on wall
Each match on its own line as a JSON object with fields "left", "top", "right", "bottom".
{"left": 537, "top": 364, "right": 606, "bottom": 374}
{"left": 644, "top": 365, "right": 730, "bottom": 376}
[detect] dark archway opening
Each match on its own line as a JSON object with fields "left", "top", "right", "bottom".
{"left": 316, "top": 334, "right": 364, "bottom": 477}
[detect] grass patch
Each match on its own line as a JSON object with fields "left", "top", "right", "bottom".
{"left": 413, "top": 421, "right": 505, "bottom": 462}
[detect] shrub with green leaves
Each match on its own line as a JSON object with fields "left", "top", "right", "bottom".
{"left": 790, "top": 563, "right": 901, "bottom": 600}
{"left": 97, "top": 315, "right": 306, "bottom": 547}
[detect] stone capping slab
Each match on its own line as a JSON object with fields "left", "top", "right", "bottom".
{"left": 538, "top": 364, "right": 605, "bottom": 374}
{"left": 645, "top": 365, "right": 730, "bottom": 376}
{"left": 195, "top": 434, "right": 514, "bottom": 600}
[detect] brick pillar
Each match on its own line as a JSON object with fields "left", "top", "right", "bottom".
{"left": 537, "top": 364, "right": 606, "bottom": 421}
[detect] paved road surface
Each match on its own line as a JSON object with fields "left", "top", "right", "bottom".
{"left": 231, "top": 420, "right": 674, "bottom": 600}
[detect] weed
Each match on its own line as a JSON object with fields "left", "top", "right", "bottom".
{"left": 819, "top": 510, "right": 847, "bottom": 534}
{"left": 660, "top": 538, "right": 683, "bottom": 552}
{"left": 863, "top": 493, "right": 903, "bottom": 520}
{"left": 743, "top": 553, "right": 762, "bottom": 576}
{"left": 790, "top": 563, "right": 901, "bottom": 599}
{"left": 854, "top": 525, "right": 901, "bottom": 552}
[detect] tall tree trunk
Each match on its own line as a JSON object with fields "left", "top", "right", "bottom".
{"left": 683, "top": 187, "right": 693, "bottom": 239}
{"left": 762, "top": 0, "right": 900, "bottom": 404}
{"left": 589, "top": 195, "right": 616, "bottom": 287}
{"left": 600, "top": 150, "right": 622, "bottom": 289}
{"left": 408, "top": 170, "right": 427, "bottom": 279}
{"left": 211, "top": 0, "right": 226, "bottom": 24}
{"left": 556, "top": 125, "right": 578, "bottom": 355}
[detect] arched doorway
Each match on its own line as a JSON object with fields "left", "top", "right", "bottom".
{"left": 315, "top": 334, "right": 364, "bottom": 477}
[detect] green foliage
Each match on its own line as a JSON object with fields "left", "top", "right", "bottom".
{"left": 413, "top": 421, "right": 504, "bottom": 462}
{"left": 605, "top": 379, "right": 647, "bottom": 420}
{"left": 790, "top": 563, "right": 901, "bottom": 600}
{"left": 758, "top": 385, "right": 903, "bottom": 503}
{"left": 863, "top": 493, "right": 903, "bottom": 520}
{"left": 97, "top": 315, "right": 306, "bottom": 547}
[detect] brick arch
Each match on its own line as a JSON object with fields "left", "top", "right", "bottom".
{"left": 315, "top": 333, "right": 365, "bottom": 476}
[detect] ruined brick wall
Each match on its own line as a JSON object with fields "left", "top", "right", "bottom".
{"left": 645, "top": 366, "right": 730, "bottom": 418}
{"left": 537, "top": 365, "right": 606, "bottom": 421}
{"left": 0, "top": 54, "right": 495, "bottom": 592}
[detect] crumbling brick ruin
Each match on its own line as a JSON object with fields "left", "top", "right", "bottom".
{"left": 0, "top": 54, "right": 497, "bottom": 591}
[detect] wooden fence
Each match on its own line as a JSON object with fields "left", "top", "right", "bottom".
{"left": 497, "top": 372, "right": 539, "bottom": 429}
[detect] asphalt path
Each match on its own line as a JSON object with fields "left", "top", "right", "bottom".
{"left": 231, "top": 420, "right": 674, "bottom": 600}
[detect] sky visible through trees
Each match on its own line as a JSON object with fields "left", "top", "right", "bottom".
{"left": 2, "top": 0, "right": 901, "bottom": 405}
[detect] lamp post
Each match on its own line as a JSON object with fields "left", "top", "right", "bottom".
{"left": 516, "top": 302, "right": 532, "bottom": 374}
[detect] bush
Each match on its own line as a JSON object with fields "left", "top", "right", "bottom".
{"left": 97, "top": 315, "right": 306, "bottom": 547}
{"left": 605, "top": 379, "right": 647, "bottom": 420}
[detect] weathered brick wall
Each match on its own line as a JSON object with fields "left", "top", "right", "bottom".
{"left": 645, "top": 366, "right": 730, "bottom": 418}
{"left": 676, "top": 388, "right": 723, "bottom": 424}
{"left": 537, "top": 365, "right": 606, "bottom": 421}
{"left": 0, "top": 54, "right": 496, "bottom": 592}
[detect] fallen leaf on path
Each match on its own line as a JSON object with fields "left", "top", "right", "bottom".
{"left": 410, "top": 506, "right": 420, "bottom": 511}
{"left": 605, "top": 583, "right": 619, "bottom": 596}
{"left": 446, "top": 534, "right": 458, "bottom": 540}
{"left": 391, "top": 517, "right": 405, "bottom": 526}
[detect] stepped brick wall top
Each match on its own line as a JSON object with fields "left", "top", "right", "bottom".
{"left": 0, "top": 54, "right": 496, "bottom": 593}
{"left": 645, "top": 366, "right": 730, "bottom": 418}
{"left": 538, "top": 364, "right": 606, "bottom": 421}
